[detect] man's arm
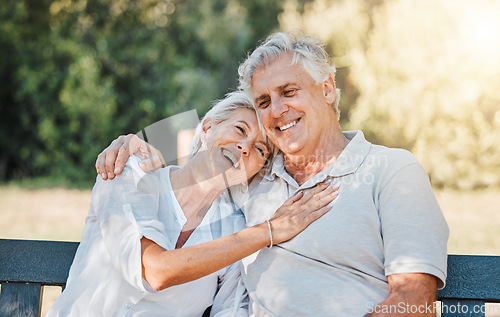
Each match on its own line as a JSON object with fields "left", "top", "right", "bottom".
{"left": 95, "top": 134, "right": 165, "bottom": 180}
{"left": 370, "top": 151, "right": 448, "bottom": 316}
{"left": 366, "top": 273, "right": 437, "bottom": 317}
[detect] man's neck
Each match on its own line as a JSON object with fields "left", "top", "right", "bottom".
{"left": 284, "top": 130, "right": 349, "bottom": 186}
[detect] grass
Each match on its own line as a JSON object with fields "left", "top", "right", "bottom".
{"left": 0, "top": 184, "right": 499, "bottom": 316}
{"left": 436, "top": 188, "right": 500, "bottom": 255}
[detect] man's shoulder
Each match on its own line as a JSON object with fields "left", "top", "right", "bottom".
{"left": 359, "top": 144, "right": 426, "bottom": 186}
{"left": 343, "top": 130, "right": 418, "bottom": 169}
{"left": 367, "top": 143, "right": 419, "bottom": 168}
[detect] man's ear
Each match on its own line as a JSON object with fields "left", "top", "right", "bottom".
{"left": 322, "top": 75, "right": 336, "bottom": 105}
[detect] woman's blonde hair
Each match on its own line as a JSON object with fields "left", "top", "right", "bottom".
{"left": 189, "top": 90, "right": 277, "bottom": 176}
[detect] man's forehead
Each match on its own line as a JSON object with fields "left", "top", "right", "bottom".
{"left": 252, "top": 57, "right": 303, "bottom": 88}
{"left": 257, "top": 54, "right": 296, "bottom": 75}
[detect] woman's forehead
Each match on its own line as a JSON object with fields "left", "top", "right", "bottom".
{"left": 228, "top": 107, "right": 257, "bottom": 120}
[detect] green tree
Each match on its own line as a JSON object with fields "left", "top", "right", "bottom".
{"left": 280, "top": 0, "right": 500, "bottom": 188}
{"left": 0, "top": 0, "right": 283, "bottom": 186}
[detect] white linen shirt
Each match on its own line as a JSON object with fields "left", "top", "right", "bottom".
{"left": 234, "top": 130, "right": 449, "bottom": 317}
{"left": 47, "top": 157, "right": 248, "bottom": 317}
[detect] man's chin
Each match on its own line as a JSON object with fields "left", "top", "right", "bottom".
{"left": 276, "top": 141, "right": 304, "bottom": 156}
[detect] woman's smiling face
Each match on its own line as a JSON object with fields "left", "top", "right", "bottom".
{"left": 201, "top": 108, "right": 270, "bottom": 186}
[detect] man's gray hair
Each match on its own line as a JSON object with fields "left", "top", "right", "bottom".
{"left": 238, "top": 32, "right": 341, "bottom": 120}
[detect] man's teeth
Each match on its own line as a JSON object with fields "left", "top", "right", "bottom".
{"left": 279, "top": 120, "right": 297, "bottom": 131}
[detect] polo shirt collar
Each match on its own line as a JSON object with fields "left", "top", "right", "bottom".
{"left": 264, "top": 130, "right": 372, "bottom": 188}
{"left": 327, "top": 130, "right": 371, "bottom": 177}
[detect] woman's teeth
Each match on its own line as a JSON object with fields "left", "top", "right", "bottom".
{"left": 222, "top": 149, "right": 239, "bottom": 168}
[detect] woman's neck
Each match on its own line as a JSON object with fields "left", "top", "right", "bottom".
{"left": 169, "top": 160, "right": 227, "bottom": 223}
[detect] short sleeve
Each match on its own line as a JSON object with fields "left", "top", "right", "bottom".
{"left": 378, "top": 162, "right": 449, "bottom": 289}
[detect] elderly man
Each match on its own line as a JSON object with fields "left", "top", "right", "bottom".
{"left": 97, "top": 32, "right": 448, "bottom": 316}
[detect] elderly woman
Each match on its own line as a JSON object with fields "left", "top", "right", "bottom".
{"left": 47, "top": 91, "right": 339, "bottom": 317}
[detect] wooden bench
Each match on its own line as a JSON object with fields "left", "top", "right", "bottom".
{"left": 0, "top": 239, "right": 78, "bottom": 317}
{"left": 1, "top": 239, "right": 499, "bottom": 317}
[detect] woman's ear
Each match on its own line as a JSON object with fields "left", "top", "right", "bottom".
{"left": 200, "top": 117, "right": 213, "bottom": 143}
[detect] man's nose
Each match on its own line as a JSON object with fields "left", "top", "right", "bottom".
{"left": 270, "top": 97, "right": 288, "bottom": 118}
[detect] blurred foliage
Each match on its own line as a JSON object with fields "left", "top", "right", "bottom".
{"left": 0, "top": 0, "right": 283, "bottom": 186}
{"left": 1, "top": 0, "right": 499, "bottom": 189}
{"left": 280, "top": 0, "right": 500, "bottom": 189}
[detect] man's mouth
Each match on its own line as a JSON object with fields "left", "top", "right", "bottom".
{"left": 278, "top": 118, "right": 300, "bottom": 131}
{"left": 221, "top": 148, "right": 240, "bottom": 169}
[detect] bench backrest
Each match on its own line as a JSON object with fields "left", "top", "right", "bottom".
{"left": 437, "top": 254, "right": 500, "bottom": 317}
{"left": 0, "top": 239, "right": 78, "bottom": 317}
{"left": 1, "top": 239, "right": 499, "bottom": 317}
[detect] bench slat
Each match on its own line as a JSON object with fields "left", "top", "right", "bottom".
{"left": 0, "top": 282, "right": 42, "bottom": 317}
{"left": 0, "top": 239, "right": 79, "bottom": 286}
{"left": 1, "top": 240, "right": 499, "bottom": 316}
{"left": 438, "top": 255, "right": 500, "bottom": 302}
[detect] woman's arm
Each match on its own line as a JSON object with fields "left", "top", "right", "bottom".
{"left": 141, "top": 182, "right": 339, "bottom": 291}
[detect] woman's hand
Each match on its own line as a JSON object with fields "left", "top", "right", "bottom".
{"left": 269, "top": 181, "right": 340, "bottom": 245}
{"left": 95, "top": 134, "right": 166, "bottom": 180}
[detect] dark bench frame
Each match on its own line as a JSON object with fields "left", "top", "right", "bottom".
{"left": 1, "top": 239, "right": 499, "bottom": 317}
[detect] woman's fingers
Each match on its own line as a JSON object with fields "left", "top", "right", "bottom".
{"left": 105, "top": 136, "right": 130, "bottom": 179}
{"left": 305, "top": 192, "right": 338, "bottom": 221}
{"left": 303, "top": 184, "right": 340, "bottom": 210}
{"left": 269, "top": 182, "right": 340, "bottom": 244}
{"left": 95, "top": 135, "right": 128, "bottom": 179}
{"left": 293, "top": 182, "right": 339, "bottom": 208}
{"left": 281, "top": 191, "right": 304, "bottom": 206}
{"left": 95, "top": 152, "right": 107, "bottom": 180}
{"left": 96, "top": 134, "right": 165, "bottom": 180}
{"left": 297, "top": 180, "right": 331, "bottom": 204}
{"left": 301, "top": 205, "right": 333, "bottom": 227}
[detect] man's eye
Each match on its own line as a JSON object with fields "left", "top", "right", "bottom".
{"left": 259, "top": 100, "right": 270, "bottom": 108}
{"left": 284, "top": 89, "right": 296, "bottom": 96}
{"left": 236, "top": 126, "right": 245, "bottom": 134}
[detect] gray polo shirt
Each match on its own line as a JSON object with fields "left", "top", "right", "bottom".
{"left": 235, "top": 130, "right": 449, "bottom": 317}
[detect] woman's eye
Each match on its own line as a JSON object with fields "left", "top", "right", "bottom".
{"left": 256, "top": 146, "right": 267, "bottom": 157}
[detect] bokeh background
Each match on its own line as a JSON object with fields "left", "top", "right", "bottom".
{"left": 1, "top": 0, "right": 499, "bottom": 315}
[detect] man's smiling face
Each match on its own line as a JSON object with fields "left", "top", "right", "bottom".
{"left": 251, "top": 54, "right": 337, "bottom": 158}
